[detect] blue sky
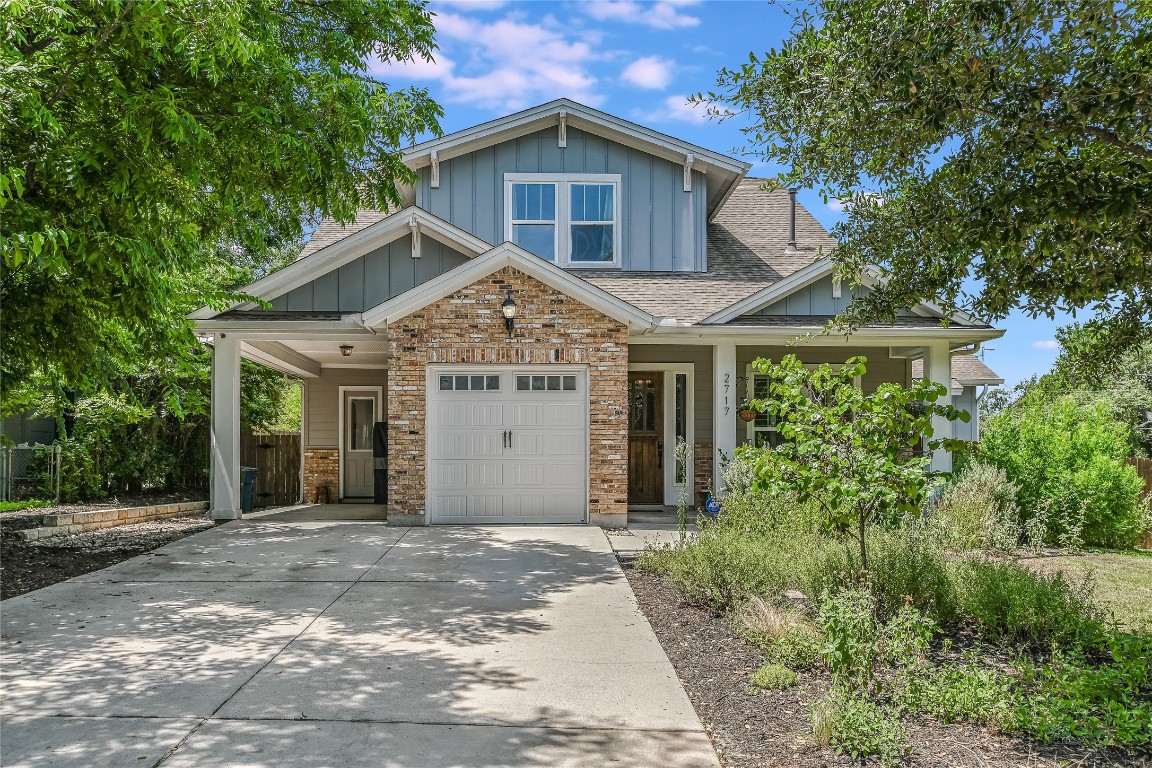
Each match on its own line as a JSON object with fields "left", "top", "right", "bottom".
{"left": 372, "top": 0, "right": 1075, "bottom": 387}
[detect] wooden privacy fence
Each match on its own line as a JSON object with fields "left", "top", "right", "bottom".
{"left": 1128, "top": 457, "right": 1152, "bottom": 549}
{"left": 240, "top": 430, "right": 301, "bottom": 508}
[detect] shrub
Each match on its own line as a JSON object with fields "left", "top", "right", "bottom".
{"left": 818, "top": 587, "right": 882, "bottom": 691}
{"left": 800, "top": 526, "right": 958, "bottom": 624}
{"left": 951, "top": 558, "right": 1106, "bottom": 650}
{"left": 929, "top": 460, "right": 1022, "bottom": 551}
{"left": 1012, "top": 634, "right": 1152, "bottom": 750}
{"left": 980, "top": 394, "right": 1148, "bottom": 548}
{"left": 814, "top": 691, "right": 907, "bottom": 767}
{"left": 734, "top": 596, "right": 823, "bottom": 662}
{"left": 749, "top": 662, "right": 798, "bottom": 690}
{"left": 639, "top": 527, "right": 802, "bottom": 609}
{"left": 898, "top": 660, "right": 1014, "bottom": 726}
{"left": 766, "top": 626, "right": 825, "bottom": 670}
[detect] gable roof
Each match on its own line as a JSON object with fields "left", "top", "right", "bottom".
{"left": 361, "top": 241, "right": 656, "bottom": 330}
{"left": 912, "top": 355, "right": 1004, "bottom": 387}
{"left": 189, "top": 207, "right": 491, "bottom": 320}
{"left": 402, "top": 98, "right": 751, "bottom": 217}
{"left": 581, "top": 180, "right": 835, "bottom": 324}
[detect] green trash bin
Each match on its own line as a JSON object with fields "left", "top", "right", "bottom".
{"left": 240, "top": 466, "right": 259, "bottom": 514}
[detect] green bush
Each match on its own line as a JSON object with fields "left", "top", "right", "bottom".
{"left": 898, "top": 660, "right": 1014, "bottom": 726}
{"left": 765, "top": 626, "right": 825, "bottom": 670}
{"left": 800, "top": 526, "right": 958, "bottom": 624}
{"left": 1012, "top": 634, "right": 1152, "bottom": 750}
{"left": 749, "top": 662, "right": 798, "bottom": 690}
{"left": 951, "top": 558, "right": 1105, "bottom": 650}
{"left": 930, "top": 460, "right": 1022, "bottom": 551}
{"left": 814, "top": 692, "right": 907, "bottom": 767}
{"left": 980, "top": 394, "right": 1148, "bottom": 548}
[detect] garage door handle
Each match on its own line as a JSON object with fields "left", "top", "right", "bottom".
{"left": 509, "top": 430, "right": 513, "bottom": 449}
{"left": 502, "top": 430, "right": 508, "bottom": 448}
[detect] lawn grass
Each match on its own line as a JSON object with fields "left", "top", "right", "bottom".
{"left": 1020, "top": 549, "right": 1152, "bottom": 632}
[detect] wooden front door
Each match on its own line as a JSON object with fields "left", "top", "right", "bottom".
{"left": 628, "top": 372, "right": 663, "bottom": 504}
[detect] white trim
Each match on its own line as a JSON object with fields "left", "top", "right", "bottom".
{"left": 241, "top": 341, "right": 321, "bottom": 378}
{"left": 503, "top": 173, "right": 622, "bottom": 269}
{"left": 424, "top": 364, "right": 590, "bottom": 525}
{"left": 360, "top": 241, "right": 658, "bottom": 330}
{"left": 629, "top": 363, "right": 695, "bottom": 506}
{"left": 337, "top": 386, "right": 382, "bottom": 501}
{"left": 189, "top": 208, "right": 492, "bottom": 320}
{"left": 401, "top": 99, "right": 750, "bottom": 218}
{"left": 699, "top": 258, "right": 985, "bottom": 328}
{"left": 637, "top": 326, "right": 1005, "bottom": 344}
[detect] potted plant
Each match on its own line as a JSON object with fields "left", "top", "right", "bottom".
{"left": 737, "top": 401, "right": 758, "bottom": 422}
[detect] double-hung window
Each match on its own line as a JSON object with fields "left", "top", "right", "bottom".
{"left": 505, "top": 174, "right": 621, "bottom": 267}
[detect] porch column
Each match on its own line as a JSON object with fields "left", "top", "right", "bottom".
{"left": 713, "top": 340, "right": 737, "bottom": 494}
{"left": 923, "top": 341, "right": 953, "bottom": 473}
{"left": 210, "top": 333, "right": 242, "bottom": 519}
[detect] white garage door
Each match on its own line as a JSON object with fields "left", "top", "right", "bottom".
{"left": 426, "top": 367, "right": 588, "bottom": 524}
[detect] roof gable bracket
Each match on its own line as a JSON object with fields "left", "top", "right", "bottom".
{"left": 558, "top": 109, "right": 567, "bottom": 148}
{"left": 683, "top": 154, "right": 694, "bottom": 192}
{"left": 430, "top": 150, "right": 440, "bottom": 188}
{"left": 410, "top": 216, "right": 421, "bottom": 259}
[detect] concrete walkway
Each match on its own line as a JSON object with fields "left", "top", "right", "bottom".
{"left": 0, "top": 522, "right": 718, "bottom": 768}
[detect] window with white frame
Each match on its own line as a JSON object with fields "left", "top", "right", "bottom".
{"left": 505, "top": 174, "right": 620, "bottom": 267}
{"left": 745, "top": 364, "right": 862, "bottom": 448}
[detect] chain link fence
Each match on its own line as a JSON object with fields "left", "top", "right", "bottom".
{"left": 0, "top": 445, "right": 62, "bottom": 503}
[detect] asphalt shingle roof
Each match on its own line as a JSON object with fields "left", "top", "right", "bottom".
{"left": 912, "top": 355, "right": 1004, "bottom": 385}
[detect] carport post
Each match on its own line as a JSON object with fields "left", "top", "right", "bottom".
{"left": 210, "top": 333, "right": 242, "bottom": 519}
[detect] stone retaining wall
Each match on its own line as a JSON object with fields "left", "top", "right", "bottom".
{"left": 17, "top": 501, "right": 209, "bottom": 541}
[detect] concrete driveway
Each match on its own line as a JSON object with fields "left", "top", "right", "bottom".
{"left": 0, "top": 522, "right": 719, "bottom": 767}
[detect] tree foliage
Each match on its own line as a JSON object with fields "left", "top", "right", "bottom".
{"left": 979, "top": 391, "right": 1148, "bottom": 548}
{"left": 707, "top": 0, "right": 1152, "bottom": 355}
{"left": 0, "top": 0, "right": 442, "bottom": 398}
{"left": 741, "top": 355, "right": 967, "bottom": 570}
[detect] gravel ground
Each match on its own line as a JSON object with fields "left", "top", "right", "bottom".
{"left": 623, "top": 564, "right": 1146, "bottom": 768}
{"left": 1, "top": 514, "right": 217, "bottom": 600}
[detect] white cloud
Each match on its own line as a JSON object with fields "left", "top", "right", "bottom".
{"left": 621, "top": 56, "right": 674, "bottom": 89}
{"left": 432, "top": 0, "right": 506, "bottom": 9}
{"left": 369, "top": 11, "right": 602, "bottom": 110}
{"left": 827, "top": 199, "right": 847, "bottom": 213}
{"left": 642, "top": 94, "right": 709, "bottom": 123}
{"left": 583, "top": 0, "right": 701, "bottom": 29}
{"left": 1032, "top": 339, "right": 1060, "bottom": 350}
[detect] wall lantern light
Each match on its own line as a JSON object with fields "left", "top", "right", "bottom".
{"left": 501, "top": 290, "right": 518, "bottom": 336}
{"left": 339, "top": 344, "right": 354, "bottom": 357}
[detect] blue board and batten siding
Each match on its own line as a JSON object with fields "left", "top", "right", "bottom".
{"left": 749, "top": 275, "right": 918, "bottom": 318}
{"left": 416, "top": 126, "right": 708, "bottom": 272}
{"left": 267, "top": 235, "right": 470, "bottom": 312}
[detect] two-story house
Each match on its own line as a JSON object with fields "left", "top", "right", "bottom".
{"left": 192, "top": 99, "right": 1003, "bottom": 527}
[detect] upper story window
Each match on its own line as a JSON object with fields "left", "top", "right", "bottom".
{"left": 505, "top": 174, "right": 621, "bottom": 268}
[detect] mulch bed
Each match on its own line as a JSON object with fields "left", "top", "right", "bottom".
{"left": 1, "top": 514, "right": 217, "bottom": 600}
{"left": 622, "top": 563, "right": 1146, "bottom": 768}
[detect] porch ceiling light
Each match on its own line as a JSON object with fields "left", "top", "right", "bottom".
{"left": 339, "top": 344, "right": 354, "bottom": 357}
{"left": 501, "top": 290, "right": 517, "bottom": 336}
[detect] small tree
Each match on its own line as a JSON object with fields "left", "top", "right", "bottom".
{"left": 743, "top": 356, "right": 967, "bottom": 571}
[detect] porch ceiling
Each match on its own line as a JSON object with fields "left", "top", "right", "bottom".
{"left": 241, "top": 336, "right": 390, "bottom": 375}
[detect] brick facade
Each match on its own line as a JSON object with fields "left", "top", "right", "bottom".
{"left": 302, "top": 449, "right": 339, "bottom": 504}
{"left": 386, "top": 265, "right": 630, "bottom": 526}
